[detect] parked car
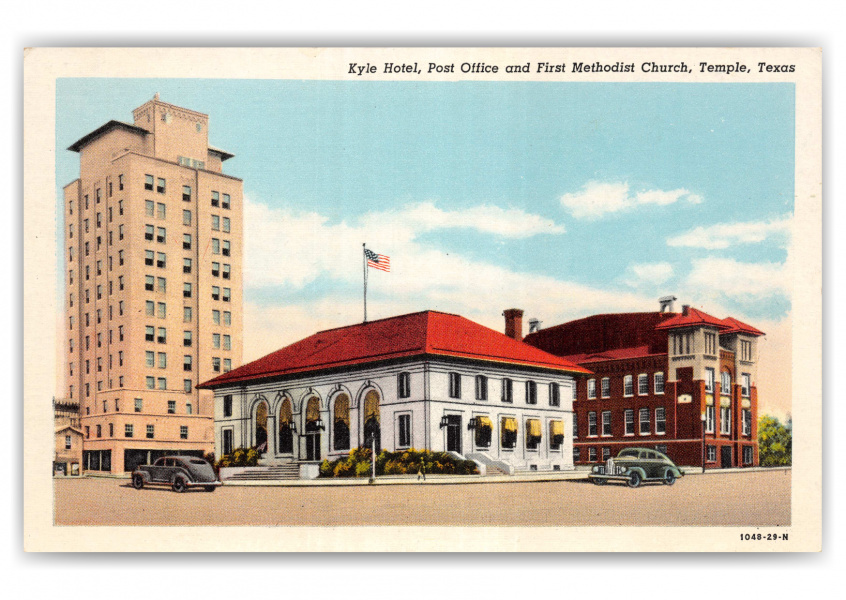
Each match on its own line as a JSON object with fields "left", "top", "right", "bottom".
{"left": 588, "top": 448, "right": 684, "bottom": 488}
{"left": 132, "top": 456, "right": 221, "bottom": 492}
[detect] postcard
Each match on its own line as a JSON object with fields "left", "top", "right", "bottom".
{"left": 23, "top": 47, "right": 821, "bottom": 551}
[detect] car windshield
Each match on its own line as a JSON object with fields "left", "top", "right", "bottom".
{"left": 189, "top": 460, "right": 207, "bottom": 465}
{"left": 618, "top": 450, "right": 639, "bottom": 458}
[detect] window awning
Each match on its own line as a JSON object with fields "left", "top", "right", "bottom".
{"left": 549, "top": 420, "right": 564, "bottom": 437}
{"left": 526, "top": 419, "right": 541, "bottom": 438}
{"left": 502, "top": 417, "right": 518, "bottom": 432}
{"left": 476, "top": 415, "right": 493, "bottom": 429}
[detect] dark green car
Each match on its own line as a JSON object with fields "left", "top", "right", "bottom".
{"left": 588, "top": 447, "right": 684, "bottom": 488}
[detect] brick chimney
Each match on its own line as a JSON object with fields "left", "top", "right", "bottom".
{"left": 682, "top": 304, "right": 690, "bottom": 316}
{"left": 503, "top": 308, "right": 524, "bottom": 342}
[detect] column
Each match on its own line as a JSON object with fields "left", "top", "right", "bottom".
{"left": 266, "top": 414, "right": 277, "bottom": 457}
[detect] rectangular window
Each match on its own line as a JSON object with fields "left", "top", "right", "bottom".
{"left": 638, "top": 373, "right": 649, "bottom": 395}
{"left": 183, "top": 306, "right": 192, "bottom": 323}
{"left": 157, "top": 302, "right": 166, "bottom": 318}
{"left": 741, "top": 373, "right": 751, "bottom": 397}
{"left": 156, "top": 252, "right": 166, "bottom": 268}
{"left": 397, "top": 372, "right": 411, "bottom": 398}
{"left": 145, "top": 224, "right": 154, "bottom": 241}
{"left": 212, "top": 215, "right": 220, "bottom": 230}
{"left": 145, "top": 199, "right": 154, "bottom": 217}
{"left": 157, "top": 328, "right": 166, "bottom": 344}
{"left": 720, "top": 406, "right": 732, "bottom": 435}
{"left": 448, "top": 372, "right": 461, "bottom": 398}
{"left": 146, "top": 424, "right": 155, "bottom": 439}
{"left": 601, "top": 377, "right": 610, "bottom": 398}
{"left": 656, "top": 408, "right": 666, "bottom": 435}
{"left": 145, "top": 174, "right": 154, "bottom": 191}
{"left": 573, "top": 447, "right": 580, "bottom": 463}
{"left": 222, "top": 240, "right": 230, "bottom": 256}
{"left": 654, "top": 372, "right": 665, "bottom": 395}
{"left": 211, "top": 191, "right": 220, "bottom": 207}
{"left": 223, "top": 311, "right": 231, "bottom": 326}
{"left": 222, "top": 193, "right": 230, "bottom": 209}
{"left": 157, "top": 378, "right": 166, "bottom": 390}
{"left": 222, "top": 264, "right": 231, "bottom": 279}
{"left": 183, "top": 234, "right": 192, "bottom": 250}
{"left": 184, "top": 380, "right": 192, "bottom": 393}
{"left": 180, "top": 426, "right": 188, "bottom": 440}
{"left": 183, "top": 258, "right": 192, "bottom": 274}
{"left": 588, "top": 412, "right": 597, "bottom": 437}
{"left": 549, "top": 382, "right": 560, "bottom": 407}
{"left": 705, "top": 367, "right": 716, "bottom": 393}
{"left": 167, "top": 400, "right": 176, "bottom": 414}
{"left": 183, "top": 283, "right": 192, "bottom": 298}
{"left": 182, "top": 186, "right": 191, "bottom": 202}
{"left": 397, "top": 414, "right": 411, "bottom": 448}
{"left": 213, "top": 333, "right": 221, "bottom": 349}
{"left": 525, "top": 380, "right": 537, "bottom": 405}
{"left": 223, "top": 395, "right": 233, "bottom": 417}
{"left": 623, "top": 375, "right": 633, "bottom": 397}
{"left": 624, "top": 409, "right": 635, "bottom": 435}
{"left": 223, "top": 358, "right": 231, "bottom": 373}
{"left": 588, "top": 447, "right": 597, "bottom": 462}
{"left": 587, "top": 379, "right": 596, "bottom": 399}
{"left": 156, "top": 227, "right": 166, "bottom": 243}
{"left": 183, "top": 210, "right": 192, "bottom": 226}
{"left": 212, "top": 310, "right": 221, "bottom": 325}
{"left": 473, "top": 375, "right": 488, "bottom": 401}
{"left": 158, "top": 352, "right": 167, "bottom": 369}
{"left": 707, "top": 445, "right": 717, "bottom": 462}
{"left": 212, "top": 286, "right": 220, "bottom": 301}
{"left": 135, "top": 398, "right": 142, "bottom": 412}
{"left": 706, "top": 405, "right": 716, "bottom": 433}
{"left": 157, "top": 178, "right": 166, "bottom": 194}
{"left": 222, "top": 288, "right": 231, "bottom": 302}
{"left": 184, "top": 331, "right": 193, "bottom": 347}
{"left": 213, "top": 357, "right": 221, "bottom": 372}
{"left": 602, "top": 447, "right": 611, "bottom": 461}
{"left": 146, "top": 376, "right": 155, "bottom": 389}
{"left": 212, "top": 262, "right": 220, "bottom": 277}
{"left": 743, "top": 445, "right": 754, "bottom": 465}
{"left": 639, "top": 408, "right": 651, "bottom": 435}
{"left": 742, "top": 409, "right": 752, "bottom": 436}
{"left": 223, "top": 335, "right": 231, "bottom": 351}
{"left": 501, "top": 378, "right": 513, "bottom": 403}
{"left": 125, "top": 424, "right": 134, "bottom": 438}
{"left": 212, "top": 238, "right": 220, "bottom": 254}
{"left": 222, "top": 217, "right": 230, "bottom": 233}
{"left": 721, "top": 371, "right": 731, "bottom": 395}
{"left": 601, "top": 411, "right": 611, "bottom": 436}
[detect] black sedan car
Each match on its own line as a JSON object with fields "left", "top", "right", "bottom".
{"left": 588, "top": 447, "right": 684, "bottom": 488}
{"left": 132, "top": 456, "right": 221, "bottom": 492}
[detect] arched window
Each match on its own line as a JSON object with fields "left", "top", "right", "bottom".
{"left": 255, "top": 400, "right": 268, "bottom": 451}
{"left": 278, "top": 399, "right": 293, "bottom": 454}
{"left": 363, "top": 390, "right": 381, "bottom": 453}
{"left": 333, "top": 394, "right": 350, "bottom": 451}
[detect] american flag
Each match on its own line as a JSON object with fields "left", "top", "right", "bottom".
{"left": 364, "top": 248, "right": 391, "bottom": 272}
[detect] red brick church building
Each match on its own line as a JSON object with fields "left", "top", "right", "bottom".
{"left": 519, "top": 298, "right": 764, "bottom": 469}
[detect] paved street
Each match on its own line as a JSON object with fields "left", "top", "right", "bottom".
{"left": 54, "top": 469, "right": 790, "bottom": 527}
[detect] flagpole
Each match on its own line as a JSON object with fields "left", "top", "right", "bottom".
{"left": 362, "top": 243, "right": 368, "bottom": 323}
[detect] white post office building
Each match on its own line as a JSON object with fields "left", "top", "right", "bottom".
{"left": 197, "top": 310, "right": 591, "bottom": 476}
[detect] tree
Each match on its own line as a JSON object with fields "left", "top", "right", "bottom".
{"left": 758, "top": 415, "right": 792, "bottom": 467}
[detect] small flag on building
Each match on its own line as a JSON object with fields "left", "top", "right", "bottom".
{"left": 364, "top": 248, "right": 391, "bottom": 272}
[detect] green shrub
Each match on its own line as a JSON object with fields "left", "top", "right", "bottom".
{"left": 319, "top": 460, "right": 334, "bottom": 477}
{"left": 355, "top": 460, "right": 373, "bottom": 477}
{"left": 246, "top": 448, "right": 260, "bottom": 466}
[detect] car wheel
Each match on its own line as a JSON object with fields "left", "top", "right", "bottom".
{"left": 132, "top": 474, "right": 144, "bottom": 490}
{"left": 592, "top": 478, "right": 606, "bottom": 486}
{"left": 627, "top": 471, "right": 642, "bottom": 488}
{"left": 172, "top": 477, "right": 187, "bottom": 493}
{"left": 663, "top": 470, "right": 676, "bottom": 486}
{"left": 204, "top": 486, "right": 216, "bottom": 492}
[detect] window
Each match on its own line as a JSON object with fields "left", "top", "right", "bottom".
{"left": 223, "top": 311, "right": 231, "bottom": 326}
{"left": 211, "top": 191, "right": 219, "bottom": 207}
{"left": 741, "top": 373, "right": 751, "bottom": 397}
{"left": 146, "top": 376, "right": 155, "bottom": 389}
{"left": 157, "top": 302, "right": 166, "bottom": 318}
{"left": 184, "top": 379, "right": 192, "bottom": 393}
{"left": 743, "top": 445, "right": 754, "bottom": 465}
{"left": 705, "top": 331, "right": 717, "bottom": 355}
{"left": 740, "top": 340, "right": 753, "bottom": 361}
{"left": 183, "top": 283, "right": 192, "bottom": 298}
{"left": 602, "top": 447, "right": 611, "bottom": 461}
{"left": 222, "top": 264, "right": 231, "bottom": 279}
{"left": 96, "top": 285, "right": 103, "bottom": 300}
{"left": 65, "top": 435, "right": 71, "bottom": 449}
{"left": 573, "top": 447, "right": 581, "bottom": 463}
{"left": 213, "top": 333, "right": 221, "bottom": 349}
{"left": 223, "top": 395, "right": 233, "bottom": 418}
{"left": 118, "top": 250, "right": 124, "bottom": 266}
{"left": 183, "top": 307, "right": 192, "bottom": 323}
{"left": 118, "top": 174, "right": 124, "bottom": 191}
{"left": 211, "top": 238, "right": 220, "bottom": 254}
{"left": 222, "top": 217, "right": 231, "bottom": 233}
{"left": 145, "top": 200, "right": 154, "bottom": 217}
{"left": 157, "top": 178, "right": 166, "bottom": 194}
{"left": 721, "top": 371, "right": 731, "bottom": 394}
{"left": 588, "top": 447, "right": 597, "bottom": 462}
{"left": 525, "top": 419, "right": 541, "bottom": 450}
{"left": 656, "top": 408, "right": 666, "bottom": 434}
{"left": 720, "top": 406, "right": 732, "bottom": 435}
{"left": 600, "top": 377, "right": 610, "bottom": 398}
{"left": 180, "top": 426, "right": 188, "bottom": 440}
{"left": 224, "top": 359, "right": 231, "bottom": 373}
{"left": 213, "top": 357, "right": 221, "bottom": 372}
{"left": 212, "top": 286, "right": 220, "bottom": 301}
{"left": 118, "top": 326, "right": 124, "bottom": 341}
{"left": 497, "top": 378, "right": 512, "bottom": 403}
{"left": 183, "top": 234, "right": 192, "bottom": 250}
{"left": 549, "top": 382, "right": 560, "bottom": 407}
{"left": 145, "top": 174, "right": 154, "bottom": 190}
{"left": 157, "top": 327, "right": 166, "bottom": 343}
{"left": 146, "top": 300, "right": 155, "bottom": 316}
{"left": 705, "top": 367, "right": 715, "bottom": 393}
{"left": 654, "top": 372, "right": 664, "bottom": 395}
{"left": 156, "top": 227, "right": 166, "bottom": 243}
{"left": 168, "top": 400, "right": 176, "bottom": 414}
{"left": 638, "top": 373, "right": 649, "bottom": 395}
{"left": 183, "top": 210, "right": 192, "bottom": 226}
{"left": 157, "top": 378, "right": 166, "bottom": 390}
{"left": 156, "top": 252, "right": 166, "bottom": 268}
{"left": 212, "top": 215, "right": 220, "bottom": 230}
{"left": 125, "top": 424, "right": 134, "bottom": 438}
{"left": 446, "top": 373, "right": 462, "bottom": 398}
{"left": 119, "top": 200, "right": 124, "bottom": 215}
{"left": 212, "top": 262, "right": 220, "bottom": 277}
{"left": 184, "top": 331, "right": 192, "bottom": 347}
{"left": 183, "top": 258, "right": 192, "bottom": 274}
{"left": 588, "top": 412, "right": 597, "bottom": 437}
{"left": 705, "top": 405, "right": 715, "bottom": 433}
{"left": 500, "top": 417, "right": 517, "bottom": 449}
{"left": 222, "top": 240, "right": 230, "bottom": 256}
{"left": 623, "top": 375, "right": 633, "bottom": 397}
{"left": 587, "top": 378, "right": 596, "bottom": 399}
{"left": 707, "top": 445, "right": 717, "bottom": 462}
{"left": 639, "top": 408, "right": 651, "bottom": 435}
{"left": 624, "top": 409, "right": 635, "bottom": 435}
{"left": 157, "top": 277, "right": 166, "bottom": 293}
{"left": 742, "top": 409, "right": 752, "bottom": 436}
{"left": 182, "top": 186, "right": 191, "bottom": 202}
{"left": 397, "top": 414, "right": 411, "bottom": 448}
{"left": 84, "top": 241, "right": 89, "bottom": 256}
{"left": 96, "top": 424, "right": 102, "bottom": 438}
{"left": 222, "top": 288, "right": 231, "bottom": 302}
{"left": 134, "top": 398, "right": 143, "bottom": 413}
{"left": 145, "top": 224, "right": 154, "bottom": 241}
{"left": 223, "top": 335, "right": 231, "bottom": 351}
{"left": 222, "top": 193, "right": 230, "bottom": 209}
{"left": 118, "top": 351, "right": 123, "bottom": 366}
{"left": 146, "top": 424, "right": 155, "bottom": 439}
{"left": 158, "top": 352, "right": 167, "bottom": 369}
{"left": 525, "top": 380, "right": 537, "bottom": 404}
{"left": 601, "top": 411, "right": 612, "bottom": 436}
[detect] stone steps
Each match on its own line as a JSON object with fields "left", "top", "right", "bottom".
{"left": 224, "top": 464, "right": 301, "bottom": 481}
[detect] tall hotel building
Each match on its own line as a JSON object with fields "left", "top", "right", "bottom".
{"left": 63, "top": 95, "right": 243, "bottom": 473}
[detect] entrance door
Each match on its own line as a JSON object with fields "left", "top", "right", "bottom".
{"left": 363, "top": 417, "right": 381, "bottom": 454}
{"left": 446, "top": 415, "right": 462, "bottom": 454}
{"left": 721, "top": 446, "right": 733, "bottom": 468}
{"left": 305, "top": 421, "right": 321, "bottom": 461}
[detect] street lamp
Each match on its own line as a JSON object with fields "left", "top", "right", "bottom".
{"left": 467, "top": 417, "right": 478, "bottom": 430}
{"left": 701, "top": 411, "right": 707, "bottom": 474}
{"left": 439, "top": 416, "right": 450, "bottom": 428}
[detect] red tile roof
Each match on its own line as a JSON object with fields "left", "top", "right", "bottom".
{"left": 654, "top": 307, "right": 731, "bottom": 331}
{"left": 720, "top": 316, "right": 765, "bottom": 336}
{"left": 561, "top": 345, "right": 666, "bottom": 365}
{"left": 198, "top": 311, "right": 591, "bottom": 389}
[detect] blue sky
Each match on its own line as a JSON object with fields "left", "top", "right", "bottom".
{"left": 56, "top": 79, "right": 794, "bottom": 382}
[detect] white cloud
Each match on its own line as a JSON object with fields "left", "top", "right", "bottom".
{"left": 667, "top": 217, "right": 792, "bottom": 250}
{"left": 625, "top": 262, "right": 674, "bottom": 287}
{"left": 559, "top": 181, "right": 700, "bottom": 219}
{"left": 683, "top": 256, "right": 791, "bottom": 302}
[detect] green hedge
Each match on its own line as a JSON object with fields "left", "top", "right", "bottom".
{"left": 319, "top": 448, "right": 478, "bottom": 478}
{"left": 216, "top": 447, "right": 261, "bottom": 469}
